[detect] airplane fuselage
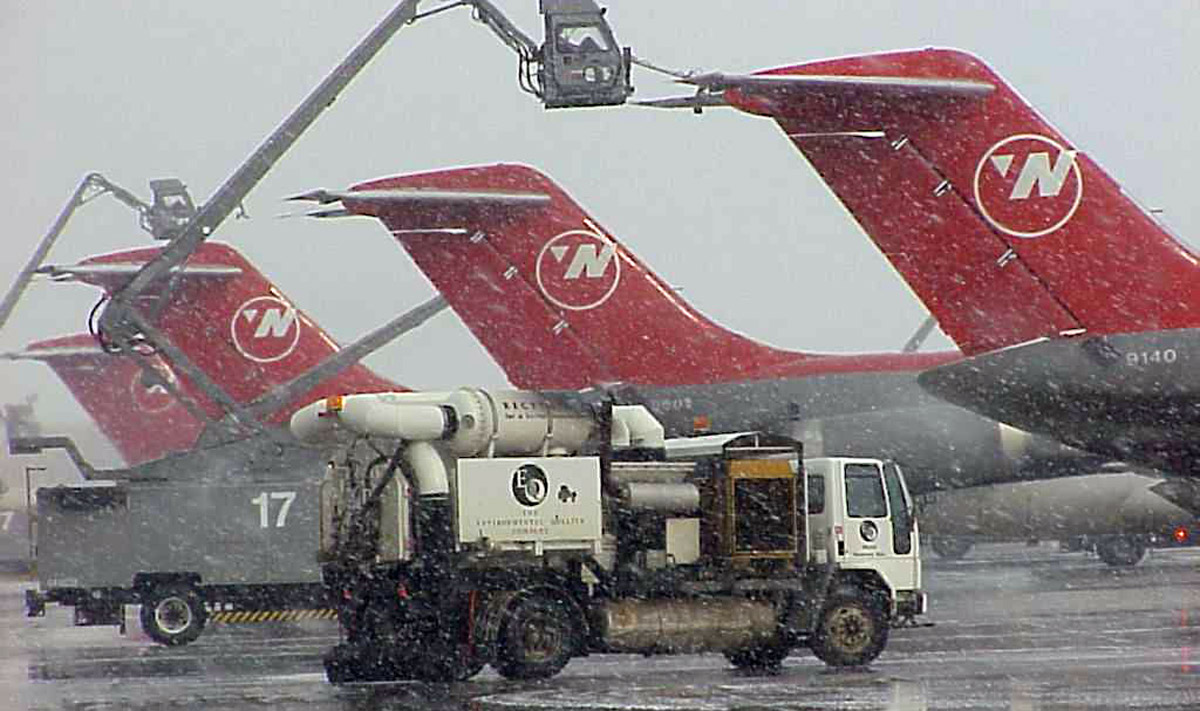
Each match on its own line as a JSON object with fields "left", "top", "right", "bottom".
{"left": 630, "top": 364, "right": 1200, "bottom": 537}
{"left": 920, "top": 328, "right": 1200, "bottom": 478}
{"left": 624, "top": 364, "right": 1094, "bottom": 497}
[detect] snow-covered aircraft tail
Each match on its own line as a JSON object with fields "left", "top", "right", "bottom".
{"left": 708, "top": 47, "right": 1199, "bottom": 356}
{"left": 301, "top": 163, "right": 813, "bottom": 390}
{"left": 6, "top": 334, "right": 203, "bottom": 464}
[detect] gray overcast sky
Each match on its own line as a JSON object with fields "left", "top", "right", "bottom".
{"left": 2, "top": 1, "right": 1198, "bottom": 457}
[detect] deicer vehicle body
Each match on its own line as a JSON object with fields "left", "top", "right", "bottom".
{"left": 290, "top": 389, "right": 923, "bottom": 681}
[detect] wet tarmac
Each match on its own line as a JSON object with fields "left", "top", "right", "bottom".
{"left": 2, "top": 543, "right": 1197, "bottom": 710}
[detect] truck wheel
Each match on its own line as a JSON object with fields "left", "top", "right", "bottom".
{"left": 810, "top": 588, "right": 889, "bottom": 667}
{"left": 494, "top": 594, "right": 575, "bottom": 680}
{"left": 929, "top": 536, "right": 973, "bottom": 559}
{"left": 1095, "top": 535, "right": 1147, "bottom": 567}
{"left": 139, "top": 583, "right": 207, "bottom": 646}
{"left": 724, "top": 643, "right": 790, "bottom": 673}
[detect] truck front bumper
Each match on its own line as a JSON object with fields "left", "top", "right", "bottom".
{"left": 895, "top": 589, "right": 927, "bottom": 619}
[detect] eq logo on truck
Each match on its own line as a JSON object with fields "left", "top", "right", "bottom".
{"left": 973, "top": 133, "right": 1083, "bottom": 239}
{"left": 511, "top": 464, "right": 549, "bottom": 507}
{"left": 535, "top": 220, "right": 621, "bottom": 311}
{"left": 231, "top": 296, "right": 302, "bottom": 363}
{"left": 129, "top": 356, "right": 181, "bottom": 413}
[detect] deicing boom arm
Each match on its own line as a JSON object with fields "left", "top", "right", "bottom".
{"left": 96, "top": 1, "right": 428, "bottom": 350}
{"left": 0, "top": 173, "right": 151, "bottom": 334}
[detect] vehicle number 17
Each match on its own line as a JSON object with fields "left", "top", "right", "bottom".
{"left": 250, "top": 491, "right": 297, "bottom": 528}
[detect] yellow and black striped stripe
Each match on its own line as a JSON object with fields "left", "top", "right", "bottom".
{"left": 209, "top": 608, "right": 337, "bottom": 624}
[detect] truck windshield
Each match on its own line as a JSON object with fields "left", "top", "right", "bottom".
{"left": 844, "top": 464, "right": 887, "bottom": 518}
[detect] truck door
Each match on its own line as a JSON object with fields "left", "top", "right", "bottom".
{"left": 883, "top": 462, "right": 921, "bottom": 589}
{"left": 840, "top": 462, "right": 891, "bottom": 559}
{"left": 803, "top": 460, "right": 834, "bottom": 564}
{"left": 882, "top": 462, "right": 914, "bottom": 555}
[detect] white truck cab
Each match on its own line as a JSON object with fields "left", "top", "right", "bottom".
{"left": 804, "top": 457, "right": 925, "bottom": 620}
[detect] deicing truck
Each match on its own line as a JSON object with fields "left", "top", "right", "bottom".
{"left": 290, "top": 387, "right": 924, "bottom": 682}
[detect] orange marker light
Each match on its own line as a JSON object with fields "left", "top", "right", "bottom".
{"left": 319, "top": 394, "right": 344, "bottom": 418}
{"left": 1173, "top": 526, "right": 1190, "bottom": 545}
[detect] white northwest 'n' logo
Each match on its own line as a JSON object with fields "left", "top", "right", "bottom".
{"left": 974, "top": 133, "right": 1084, "bottom": 239}
{"left": 231, "top": 296, "right": 303, "bottom": 363}
{"left": 992, "top": 150, "right": 1078, "bottom": 200}
{"left": 536, "top": 220, "right": 623, "bottom": 311}
{"left": 253, "top": 307, "right": 297, "bottom": 338}
{"left": 562, "top": 243, "right": 617, "bottom": 280}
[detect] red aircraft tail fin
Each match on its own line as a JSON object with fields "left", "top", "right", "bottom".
{"left": 13, "top": 335, "right": 203, "bottom": 465}
{"left": 720, "top": 48, "right": 1200, "bottom": 355}
{"left": 59, "top": 243, "right": 402, "bottom": 421}
{"left": 332, "top": 164, "right": 808, "bottom": 389}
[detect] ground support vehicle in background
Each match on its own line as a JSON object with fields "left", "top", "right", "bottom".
{"left": 0, "top": 507, "right": 31, "bottom": 572}
{"left": 291, "top": 389, "right": 924, "bottom": 682}
{"left": 1060, "top": 519, "right": 1199, "bottom": 565}
{"left": 22, "top": 444, "right": 333, "bottom": 645}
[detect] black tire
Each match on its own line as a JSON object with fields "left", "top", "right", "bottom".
{"left": 139, "top": 583, "right": 207, "bottom": 646}
{"left": 810, "top": 587, "right": 889, "bottom": 667}
{"left": 1095, "top": 535, "right": 1147, "bottom": 567}
{"left": 494, "top": 594, "right": 576, "bottom": 680}
{"left": 725, "top": 643, "right": 790, "bottom": 673}
{"left": 929, "top": 536, "right": 973, "bottom": 559}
